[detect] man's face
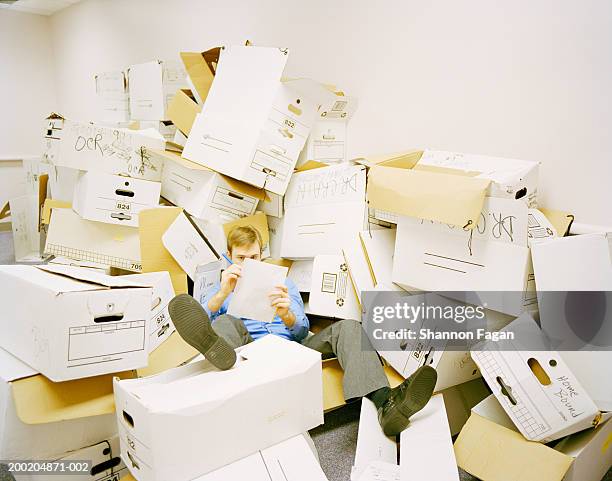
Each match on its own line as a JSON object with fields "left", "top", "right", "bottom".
{"left": 229, "top": 242, "right": 262, "bottom": 265}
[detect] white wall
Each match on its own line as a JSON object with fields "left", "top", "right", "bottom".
{"left": 0, "top": 10, "right": 57, "bottom": 158}
{"left": 49, "top": 0, "right": 612, "bottom": 224}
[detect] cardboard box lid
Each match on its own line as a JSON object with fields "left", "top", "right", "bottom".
{"left": 36, "top": 264, "right": 151, "bottom": 289}
{"left": 8, "top": 332, "right": 197, "bottom": 425}
{"left": 539, "top": 207, "right": 574, "bottom": 237}
{"left": 223, "top": 211, "right": 270, "bottom": 245}
{"left": 180, "top": 48, "right": 220, "bottom": 104}
{"left": 167, "top": 89, "right": 202, "bottom": 136}
{"left": 0, "top": 265, "right": 146, "bottom": 295}
{"left": 367, "top": 164, "right": 491, "bottom": 228}
{"left": 355, "top": 149, "right": 423, "bottom": 168}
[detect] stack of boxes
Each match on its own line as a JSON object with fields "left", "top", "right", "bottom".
{"left": 0, "top": 40, "right": 610, "bottom": 481}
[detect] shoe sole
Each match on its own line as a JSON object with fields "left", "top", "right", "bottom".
{"left": 381, "top": 365, "right": 437, "bottom": 436}
{"left": 168, "top": 294, "right": 236, "bottom": 370}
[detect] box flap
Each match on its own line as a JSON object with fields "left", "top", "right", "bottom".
{"left": 539, "top": 207, "right": 574, "bottom": 237}
{"left": 10, "top": 333, "right": 196, "bottom": 425}
{"left": 179, "top": 48, "right": 220, "bottom": 103}
{"left": 150, "top": 148, "right": 212, "bottom": 172}
{"left": 454, "top": 411, "right": 574, "bottom": 481}
{"left": 167, "top": 89, "right": 202, "bottom": 136}
{"left": 264, "top": 258, "right": 294, "bottom": 269}
{"left": 295, "top": 160, "right": 328, "bottom": 172}
{"left": 0, "top": 201, "right": 10, "bottom": 220}
{"left": 139, "top": 207, "right": 188, "bottom": 295}
{"left": 367, "top": 165, "right": 491, "bottom": 228}
{"left": 223, "top": 211, "right": 270, "bottom": 245}
{"left": 0, "top": 347, "right": 38, "bottom": 383}
{"left": 0, "top": 264, "right": 109, "bottom": 294}
{"left": 36, "top": 264, "right": 150, "bottom": 289}
{"left": 354, "top": 150, "right": 423, "bottom": 168}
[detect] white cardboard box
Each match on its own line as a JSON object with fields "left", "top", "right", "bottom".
{"left": 0, "top": 347, "right": 119, "bottom": 460}
{"left": 455, "top": 395, "right": 612, "bottom": 481}
{"left": 471, "top": 314, "right": 602, "bottom": 442}
{"left": 392, "top": 196, "right": 534, "bottom": 316}
{"left": 156, "top": 149, "right": 264, "bottom": 222}
{"left": 297, "top": 92, "right": 357, "bottom": 167}
{"left": 115, "top": 272, "right": 176, "bottom": 353}
{"left": 73, "top": 172, "right": 161, "bottom": 227}
{"left": 190, "top": 434, "right": 327, "bottom": 481}
{"left": 260, "top": 190, "right": 284, "bottom": 218}
{"left": 128, "top": 60, "right": 188, "bottom": 121}
{"left": 0, "top": 264, "right": 151, "bottom": 382}
{"left": 45, "top": 207, "right": 142, "bottom": 272}
{"left": 280, "top": 164, "right": 368, "bottom": 259}
{"left": 182, "top": 46, "right": 324, "bottom": 195}
{"left": 13, "top": 436, "right": 128, "bottom": 481}
{"left": 47, "top": 119, "right": 166, "bottom": 181}
{"left": 287, "top": 259, "right": 314, "bottom": 293}
{"left": 114, "top": 335, "right": 323, "bottom": 481}
{"left": 418, "top": 150, "right": 539, "bottom": 206}
{"left": 95, "top": 70, "right": 130, "bottom": 123}
{"left": 307, "top": 255, "right": 361, "bottom": 320}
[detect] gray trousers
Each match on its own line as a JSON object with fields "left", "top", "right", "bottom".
{"left": 212, "top": 315, "right": 389, "bottom": 401}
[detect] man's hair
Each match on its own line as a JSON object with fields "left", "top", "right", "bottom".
{"left": 227, "top": 225, "right": 262, "bottom": 253}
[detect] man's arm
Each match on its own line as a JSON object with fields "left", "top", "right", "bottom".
{"left": 203, "top": 264, "right": 242, "bottom": 317}
{"left": 270, "top": 280, "right": 309, "bottom": 341}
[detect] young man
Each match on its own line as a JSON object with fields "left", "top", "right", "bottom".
{"left": 169, "top": 225, "right": 436, "bottom": 436}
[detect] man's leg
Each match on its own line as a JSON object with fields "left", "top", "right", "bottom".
{"left": 303, "top": 319, "right": 437, "bottom": 437}
{"left": 168, "top": 294, "right": 238, "bottom": 370}
{"left": 302, "top": 319, "right": 389, "bottom": 400}
{"left": 211, "top": 314, "right": 254, "bottom": 349}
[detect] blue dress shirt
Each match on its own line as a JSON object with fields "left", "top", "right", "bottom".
{"left": 201, "top": 278, "right": 310, "bottom": 342}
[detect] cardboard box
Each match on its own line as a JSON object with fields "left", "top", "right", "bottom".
{"left": 128, "top": 60, "right": 188, "bottom": 121}
{"left": 46, "top": 119, "right": 166, "bottom": 181}
{"left": 120, "top": 434, "right": 325, "bottom": 481}
{"left": 0, "top": 265, "right": 152, "bottom": 381}
{"left": 380, "top": 305, "right": 514, "bottom": 392}
{"left": 440, "top": 378, "right": 491, "bottom": 436}
{"left": 0, "top": 333, "right": 196, "bottom": 461}
{"left": 137, "top": 121, "right": 177, "bottom": 142}
{"left": 179, "top": 47, "right": 220, "bottom": 105}
{"left": 156, "top": 149, "right": 264, "bottom": 222}
{"left": 166, "top": 89, "right": 201, "bottom": 136}
{"left": 182, "top": 46, "right": 324, "bottom": 195}
{"left": 306, "top": 255, "right": 361, "bottom": 320}
{"left": 115, "top": 272, "right": 176, "bottom": 353}
{"left": 419, "top": 149, "right": 539, "bottom": 207}
{"left": 297, "top": 89, "right": 357, "bottom": 167}
{"left": 193, "top": 260, "right": 223, "bottom": 306}
{"left": 342, "top": 233, "right": 375, "bottom": 306}
{"left": 455, "top": 395, "right": 612, "bottom": 481}
{"left": 13, "top": 436, "right": 128, "bottom": 481}
{"left": 0, "top": 347, "right": 119, "bottom": 460}
{"left": 280, "top": 164, "right": 368, "bottom": 259}
{"left": 471, "top": 314, "right": 602, "bottom": 442}
{"left": 392, "top": 196, "right": 534, "bottom": 316}
{"left": 73, "top": 172, "right": 161, "bottom": 227}
{"left": 95, "top": 70, "right": 130, "bottom": 122}
{"left": 48, "top": 165, "right": 80, "bottom": 202}
{"left": 222, "top": 211, "right": 270, "bottom": 256}
{"left": 161, "top": 212, "right": 219, "bottom": 280}
{"left": 260, "top": 190, "right": 284, "bottom": 218}
{"left": 267, "top": 215, "right": 284, "bottom": 259}
{"left": 45, "top": 207, "right": 143, "bottom": 272}
{"left": 114, "top": 335, "right": 323, "bottom": 481}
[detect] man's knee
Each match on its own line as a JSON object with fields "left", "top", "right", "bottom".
{"left": 214, "top": 314, "right": 245, "bottom": 331}
{"left": 336, "top": 318, "right": 362, "bottom": 334}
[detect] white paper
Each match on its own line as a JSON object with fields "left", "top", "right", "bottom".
{"left": 227, "top": 259, "right": 288, "bottom": 322}
{"left": 399, "top": 395, "right": 459, "bottom": 481}
{"left": 162, "top": 213, "right": 218, "bottom": 280}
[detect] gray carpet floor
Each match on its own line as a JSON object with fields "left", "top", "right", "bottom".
{"left": 1, "top": 231, "right": 611, "bottom": 481}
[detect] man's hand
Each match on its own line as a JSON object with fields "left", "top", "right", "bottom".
{"left": 220, "top": 264, "right": 242, "bottom": 296}
{"left": 269, "top": 284, "right": 295, "bottom": 327}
